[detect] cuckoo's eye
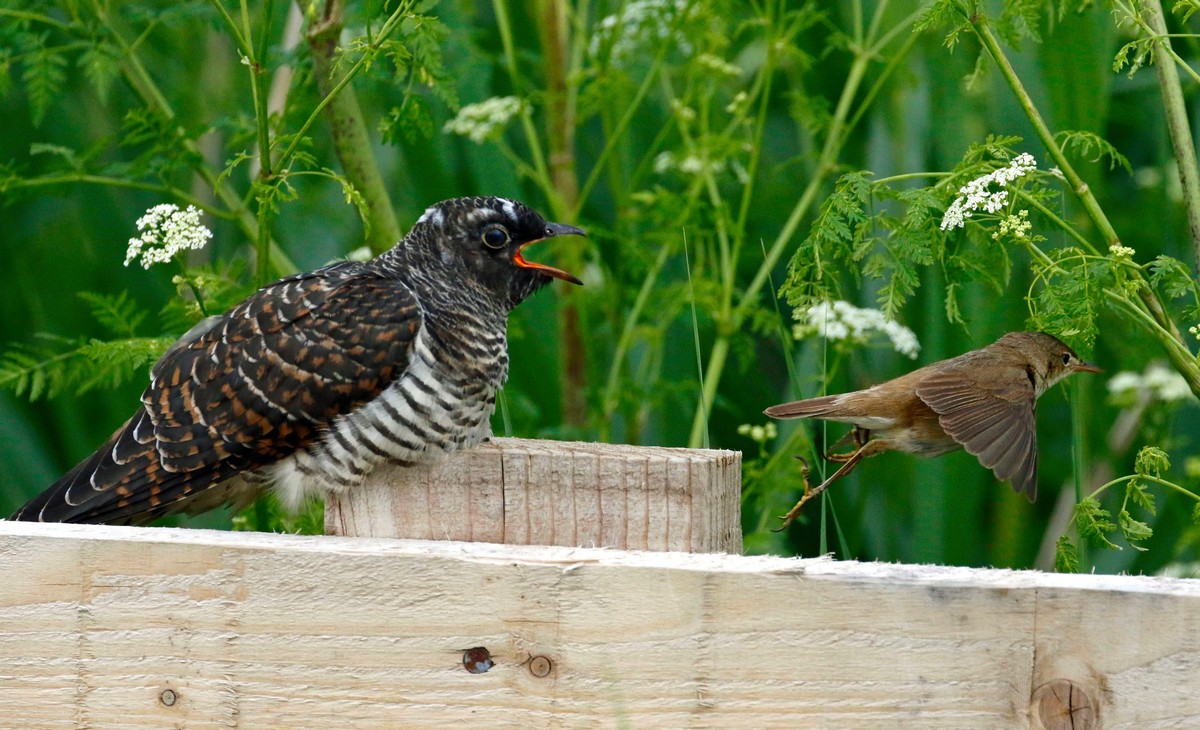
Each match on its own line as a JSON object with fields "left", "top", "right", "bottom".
{"left": 481, "top": 225, "right": 510, "bottom": 249}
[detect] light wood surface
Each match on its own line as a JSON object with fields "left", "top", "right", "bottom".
{"left": 2, "top": 522, "right": 1198, "bottom": 728}
{"left": 325, "top": 437, "right": 743, "bottom": 553}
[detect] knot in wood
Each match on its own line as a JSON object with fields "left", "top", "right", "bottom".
{"left": 1032, "top": 679, "right": 1097, "bottom": 730}
{"left": 527, "top": 655, "right": 553, "bottom": 678}
{"left": 159, "top": 688, "right": 177, "bottom": 707}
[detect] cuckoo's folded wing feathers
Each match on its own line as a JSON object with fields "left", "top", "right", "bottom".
{"left": 916, "top": 365, "right": 1039, "bottom": 500}
{"left": 12, "top": 265, "right": 423, "bottom": 524}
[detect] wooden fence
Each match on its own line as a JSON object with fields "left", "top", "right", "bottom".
{"left": 1, "top": 439, "right": 1197, "bottom": 728}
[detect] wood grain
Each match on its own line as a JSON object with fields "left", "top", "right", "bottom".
{"left": 2, "top": 522, "right": 1199, "bottom": 728}
{"left": 325, "top": 437, "right": 743, "bottom": 553}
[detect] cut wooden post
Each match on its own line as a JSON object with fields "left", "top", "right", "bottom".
{"left": 324, "top": 437, "right": 742, "bottom": 553}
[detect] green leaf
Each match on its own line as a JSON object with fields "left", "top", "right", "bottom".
{"left": 77, "top": 291, "right": 147, "bottom": 339}
{"left": 1055, "top": 130, "right": 1132, "bottom": 174}
{"left": 1074, "top": 496, "right": 1119, "bottom": 550}
{"left": 0, "top": 337, "right": 80, "bottom": 401}
{"left": 781, "top": 171, "right": 874, "bottom": 310}
{"left": 1029, "top": 248, "right": 1110, "bottom": 352}
{"left": 1054, "top": 535, "right": 1080, "bottom": 573}
{"left": 29, "top": 143, "right": 84, "bottom": 172}
{"left": 79, "top": 42, "right": 122, "bottom": 105}
{"left": 1135, "top": 445, "right": 1170, "bottom": 479}
{"left": 1149, "top": 255, "right": 1199, "bottom": 300}
{"left": 75, "top": 337, "right": 174, "bottom": 394}
{"left": 1125, "top": 478, "right": 1157, "bottom": 516}
{"left": 20, "top": 33, "right": 67, "bottom": 127}
{"left": 1118, "top": 509, "right": 1153, "bottom": 550}
{"left": 380, "top": 97, "right": 434, "bottom": 145}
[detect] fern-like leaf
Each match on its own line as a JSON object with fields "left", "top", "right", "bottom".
{"left": 1056, "top": 130, "right": 1132, "bottom": 173}
{"left": 20, "top": 33, "right": 68, "bottom": 127}
{"left": 78, "top": 291, "right": 147, "bottom": 339}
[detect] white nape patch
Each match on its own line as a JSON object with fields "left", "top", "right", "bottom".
{"left": 416, "top": 206, "right": 445, "bottom": 227}
{"left": 466, "top": 206, "right": 501, "bottom": 225}
{"left": 498, "top": 198, "right": 517, "bottom": 221}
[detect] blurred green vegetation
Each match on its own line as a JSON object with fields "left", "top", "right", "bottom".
{"left": 1, "top": 0, "right": 1199, "bottom": 573}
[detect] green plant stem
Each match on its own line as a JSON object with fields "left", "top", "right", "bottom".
{"left": 535, "top": 0, "right": 588, "bottom": 427}
{"left": 3, "top": 175, "right": 221, "bottom": 215}
{"left": 91, "top": 0, "right": 298, "bottom": 275}
{"left": 571, "top": 44, "right": 670, "bottom": 220}
{"left": 277, "top": 3, "right": 409, "bottom": 173}
{"left": 972, "top": 14, "right": 1200, "bottom": 399}
{"left": 1087, "top": 474, "right": 1200, "bottom": 504}
{"left": 1143, "top": 0, "right": 1200, "bottom": 271}
{"left": 1114, "top": 0, "right": 1200, "bottom": 85}
{"left": 599, "top": 241, "right": 673, "bottom": 432}
{"left": 972, "top": 19, "right": 1119, "bottom": 248}
{"left": 492, "top": 0, "right": 556, "bottom": 208}
{"left": 305, "top": 0, "right": 403, "bottom": 255}
{"left": 686, "top": 15, "right": 918, "bottom": 446}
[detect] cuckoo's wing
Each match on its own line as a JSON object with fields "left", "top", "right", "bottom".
{"left": 915, "top": 364, "right": 1039, "bottom": 500}
{"left": 11, "top": 263, "right": 422, "bottom": 525}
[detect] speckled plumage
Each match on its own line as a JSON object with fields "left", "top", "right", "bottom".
{"left": 11, "top": 196, "right": 584, "bottom": 525}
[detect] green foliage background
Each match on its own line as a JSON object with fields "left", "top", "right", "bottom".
{"left": 2, "top": 0, "right": 1199, "bottom": 573}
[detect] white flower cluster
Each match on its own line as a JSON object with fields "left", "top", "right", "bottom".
{"left": 590, "top": 0, "right": 694, "bottom": 62}
{"left": 737, "top": 421, "right": 777, "bottom": 444}
{"left": 795, "top": 300, "right": 921, "bottom": 359}
{"left": 1107, "top": 363, "right": 1195, "bottom": 405}
{"left": 443, "top": 96, "right": 523, "bottom": 144}
{"left": 940, "top": 153, "right": 1038, "bottom": 231}
{"left": 992, "top": 209, "right": 1032, "bottom": 241}
{"left": 1190, "top": 324, "right": 1200, "bottom": 341}
{"left": 1109, "top": 242, "right": 1136, "bottom": 259}
{"left": 124, "top": 204, "right": 212, "bottom": 269}
{"left": 653, "top": 151, "right": 723, "bottom": 176}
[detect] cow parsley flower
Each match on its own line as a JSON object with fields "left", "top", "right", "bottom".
{"left": 737, "top": 422, "right": 777, "bottom": 444}
{"left": 124, "top": 204, "right": 212, "bottom": 269}
{"left": 992, "top": 209, "right": 1032, "bottom": 241}
{"left": 795, "top": 300, "right": 921, "bottom": 359}
{"left": 443, "top": 97, "right": 523, "bottom": 144}
{"left": 940, "top": 153, "right": 1038, "bottom": 231}
{"left": 590, "top": 0, "right": 695, "bottom": 63}
{"left": 1107, "top": 363, "right": 1196, "bottom": 406}
{"left": 1109, "top": 243, "right": 1136, "bottom": 259}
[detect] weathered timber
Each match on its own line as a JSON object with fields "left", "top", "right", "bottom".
{"left": 1, "top": 522, "right": 1199, "bottom": 728}
{"left": 324, "top": 437, "right": 742, "bottom": 553}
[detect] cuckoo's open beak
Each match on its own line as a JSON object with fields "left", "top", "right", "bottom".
{"left": 514, "top": 222, "right": 585, "bottom": 285}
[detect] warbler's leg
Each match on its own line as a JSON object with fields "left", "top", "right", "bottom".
{"left": 825, "top": 426, "right": 871, "bottom": 463}
{"left": 776, "top": 438, "right": 891, "bottom": 530}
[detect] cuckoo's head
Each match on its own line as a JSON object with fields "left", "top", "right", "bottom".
{"left": 402, "top": 197, "right": 584, "bottom": 309}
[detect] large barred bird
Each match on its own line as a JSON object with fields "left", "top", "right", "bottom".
{"left": 11, "top": 197, "right": 584, "bottom": 525}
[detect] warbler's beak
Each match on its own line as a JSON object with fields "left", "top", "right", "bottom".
{"left": 514, "top": 222, "right": 585, "bottom": 285}
{"left": 1074, "top": 361, "right": 1103, "bottom": 374}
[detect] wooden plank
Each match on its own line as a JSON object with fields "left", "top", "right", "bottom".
{"left": 325, "top": 437, "right": 743, "bottom": 553}
{"left": 1, "top": 523, "right": 1199, "bottom": 728}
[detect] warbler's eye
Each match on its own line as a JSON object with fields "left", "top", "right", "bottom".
{"left": 482, "top": 225, "right": 510, "bottom": 249}
{"left": 1061, "top": 353, "right": 1071, "bottom": 365}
